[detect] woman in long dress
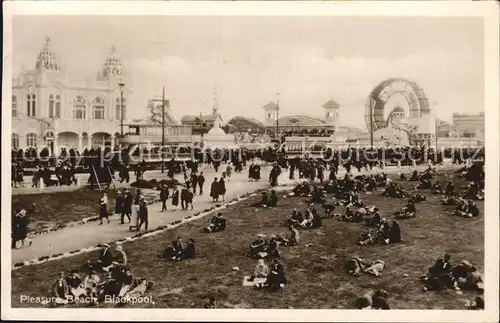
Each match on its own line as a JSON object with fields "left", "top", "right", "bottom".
{"left": 129, "top": 202, "right": 140, "bottom": 231}
{"left": 218, "top": 178, "right": 226, "bottom": 202}
{"left": 171, "top": 187, "right": 180, "bottom": 210}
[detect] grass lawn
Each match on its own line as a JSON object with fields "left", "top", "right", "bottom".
{"left": 11, "top": 189, "right": 118, "bottom": 234}
{"left": 11, "top": 168, "right": 484, "bottom": 309}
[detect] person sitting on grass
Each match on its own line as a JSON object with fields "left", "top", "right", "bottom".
{"left": 247, "top": 234, "right": 267, "bottom": 258}
{"left": 365, "top": 211, "right": 381, "bottom": 227}
{"left": 182, "top": 238, "right": 196, "bottom": 260}
{"left": 399, "top": 173, "right": 407, "bottom": 181}
{"left": 262, "top": 258, "right": 287, "bottom": 292}
{"left": 264, "top": 236, "right": 280, "bottom": 259}
{"left": 322, "top": 199, "right": 336, "bottom": 218}
{"left": 431, "top": 180, "right": 444, "bottom": 194}
{"left": 253, "top": 192, "right": 270, "bottom": 207}
{"left": 299, "top": 209, "right": 315, "bottom": 228}
{"left": 278, "top": 224, "right": 300, "bottom": 246}
{"left": 310, "top": 187, "right": 326, "bottom": 205}
{"left": 204, "top": 295, "right": 217, "bottom": 309}
{"left": 355, "top": 289, "right": 390, "bottom": 310}
{"left": 66, "top": 269, "right": 85, "bottom": 298}
{"left": 83, "top": 270, "right": 101, "bottom": 299}
{"left": 284, "top": 209, "right": 303, "bottom": 227}
{"left": 463, "top": 182, "right": 484, "bottom": 201}
{"left": 451, "top": 198, "right": 468, "bottom": 216}
{"left": 269, "top": 190, "right": 278, "bottom": 207}
{"left": 97, "top": 244, "right": 114, "bottom": 271}
{"left": 389, "top": 220, "right": 402, "bottom": 244}
{"left": 51, "top": 271, "right": 69, "bottom": 304}
{"left": 453, "top": 260, "right": 484, "bottom": 293}
{"left": 249, "top": 259, "right": 269, "bottom": 281}
{"left": 291, "top": 182, "right": 311, "bottom": 197}
{"left": 416, "top": 178, "right": 432, "bottom": 190}
{"left": 453, "top": 200, "right": 480, "bottom": 218}
{"left": 441, "top": 192, "right": 461, "bottom": 205}
{"left": 444, "top": 181, "right": 455, "bottom": 196}
{"left": 407, "top": 170, "right": 420, "bottom": 181}
{"left": 345, "top": 256, "right": 366, "bottom": 277}
{"left": 394, "top": 199, "right": 416, "bottom": 219}
{"left": 337, "top": 206, "right": 354, "bottom": 222}
{"left": 421, "top": 253, "right": 454, "bottom": 292}
{"left": 204, "top": 212, "right": 227, "bottom": 233}
{"left": 162, "top": 238, "right": 184, "bottom": 261}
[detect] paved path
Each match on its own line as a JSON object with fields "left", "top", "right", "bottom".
{"left": 11, "top": 162, "right": 450, "bottom": 264}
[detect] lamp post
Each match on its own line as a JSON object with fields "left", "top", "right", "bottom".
{"left": 276, "top": 92, "right": 280, "bottom": 145}
{"left": 161, "top": 86, "right": 165, "bottom": 173}
{"left": 118, "top": 82, "right": 126, "bottom": 139}
{"left": 369, "top": 97, "right": 374, "bottom": 149}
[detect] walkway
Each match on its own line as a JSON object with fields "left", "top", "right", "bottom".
{"left": 11, "top": 162, "right": 445, "bottom": 264}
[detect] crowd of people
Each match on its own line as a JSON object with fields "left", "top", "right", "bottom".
{"left": 13, "top": 144, "right": 485, "bottom": 308}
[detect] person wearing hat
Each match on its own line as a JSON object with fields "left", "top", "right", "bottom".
{"left": 84, "top": 269, "right": 100, "bottom": 298}
{"left": 210, "top": 177, "right": 219, "bottom": 202}
{"left": 249, "top": 234, "right": 266, "bottom": 257}
{"left": 137, "top": 199, "right": 149, "bottom": 231}
{"left": 99, "top": 198, "right": 110, "bottom": 225}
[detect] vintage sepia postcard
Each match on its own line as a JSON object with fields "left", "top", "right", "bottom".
{"left": 2, "top": 1, "right": 499, "bottom": 322}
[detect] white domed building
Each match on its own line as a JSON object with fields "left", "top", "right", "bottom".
{"left": 202, "top": 108, "right": 236, "bottom": 149}
{"left": 11, "top": 37, "right": 135, "bottom": 154}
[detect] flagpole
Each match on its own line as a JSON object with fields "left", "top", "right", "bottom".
{"left": 161, "top": 86, "right": 165, "bottom": 173}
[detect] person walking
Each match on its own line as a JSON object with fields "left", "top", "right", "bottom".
{"left": 160, "top": 184, "right": 169, "bottom": 212}
{"left": 218, "top": 177, "right": 226, "bottom": 202}
{"left": 171, "top": 186, "right": 180, "bottom": 211}
{"left": 99, "top": 198, "right": 110, "bottom": 225}
{"left": 137, "top": 199, "right": 149, "bottom": 231}
{"left": 198, "top": 172, "right": 205, "bottom": 195}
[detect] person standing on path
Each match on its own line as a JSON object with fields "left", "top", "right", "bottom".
{"left": 123, "top": 189, "right": 133, "bottom": 223}
{"left": 160, "top": 184, "right": 169, "bottom": 212}
{"left": 198, "top": 172, "right": 205, "bottom": 195}
{"left": 102, "top": 192, "right": 109, "bottom": 213}
{"left": 171, "top": 186, "right": 180, "bottom": 211}
{"left": 138, "top": 199, "right": 149, "bottom": 231}
{"left": 218, "top": 177, "right": 226, "bottom": 202}
{"left": 99, "top": 198, "right": 110, "bottom": 225}
{"left": 190, "top": 172, "right": 199, "bottom": 195}
{"left": 210, "top": 177, "right": 219, "bottom": 202}
{"left": 129, "top": 200, "right": 140, "bottom": 231}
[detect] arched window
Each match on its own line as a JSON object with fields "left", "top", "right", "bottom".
{"left": 73, "top": 96, "right": 87, "bottom": 119}
{"left": 92, "top": 97, "right": 105, "bottom": 119}
{"left": 12, "top": 95, "right": 18, "bottom": 117}
{"left": 27, "top": 93, "right": 36, "bottom": 117}
{"left": 116, "top": 97, "right": 127, "bottom": 120}
{"left": 26, "top": 133, "right": 37, "bottom": 148}
{"left": 49, "top": 94, "right": 61, "bottom": 118}
{"left": 12, "top": 133, "right": 19, "bottom": 149}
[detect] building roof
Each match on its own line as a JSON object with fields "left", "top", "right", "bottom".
{"left": 181, "top": 114, "right": 218, "bottom": 123}
{"left": 262, "top": 101, "right": 278, "bottom": 109}
{"left": 227, "top": 116, "right": 266, "bottom": 129}
{"left": 36, "top": 36, "right": 62, "bottom": 71}
{"left": 322, "top": 100, "right": 340, "bottom": 108}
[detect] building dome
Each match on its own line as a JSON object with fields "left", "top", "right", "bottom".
{"left": 102, "top": 45, "right": 124, "bottom": 77}
{"left": 207, "top": 126, "right": 226, "bottom": 136}
{"left": 392, "top": 106, "right": 405, "bottom": 113}
{"left": 35, "top": 37, "right": 62, "bottom": 71}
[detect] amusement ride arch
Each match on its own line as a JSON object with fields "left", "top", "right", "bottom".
{"left": 365, "top": 78, "right": 431, "bottom": 141}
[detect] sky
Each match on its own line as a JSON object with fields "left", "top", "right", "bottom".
{"left": 12, "top": 15, "right": 484, "bottom": 129}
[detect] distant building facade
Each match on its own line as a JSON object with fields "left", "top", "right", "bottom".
{"left": 11, "top": 37, "right": 135, "bottom": 153}
{"left": 451, "top": 112, "right": 485, "bottom": 138}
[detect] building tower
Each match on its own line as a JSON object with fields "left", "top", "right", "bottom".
{"left": 262, "top": 101, "right": 279, "bottom": 125}
{"left": 323, "top": 100, "right": 340, "bottom": 125}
